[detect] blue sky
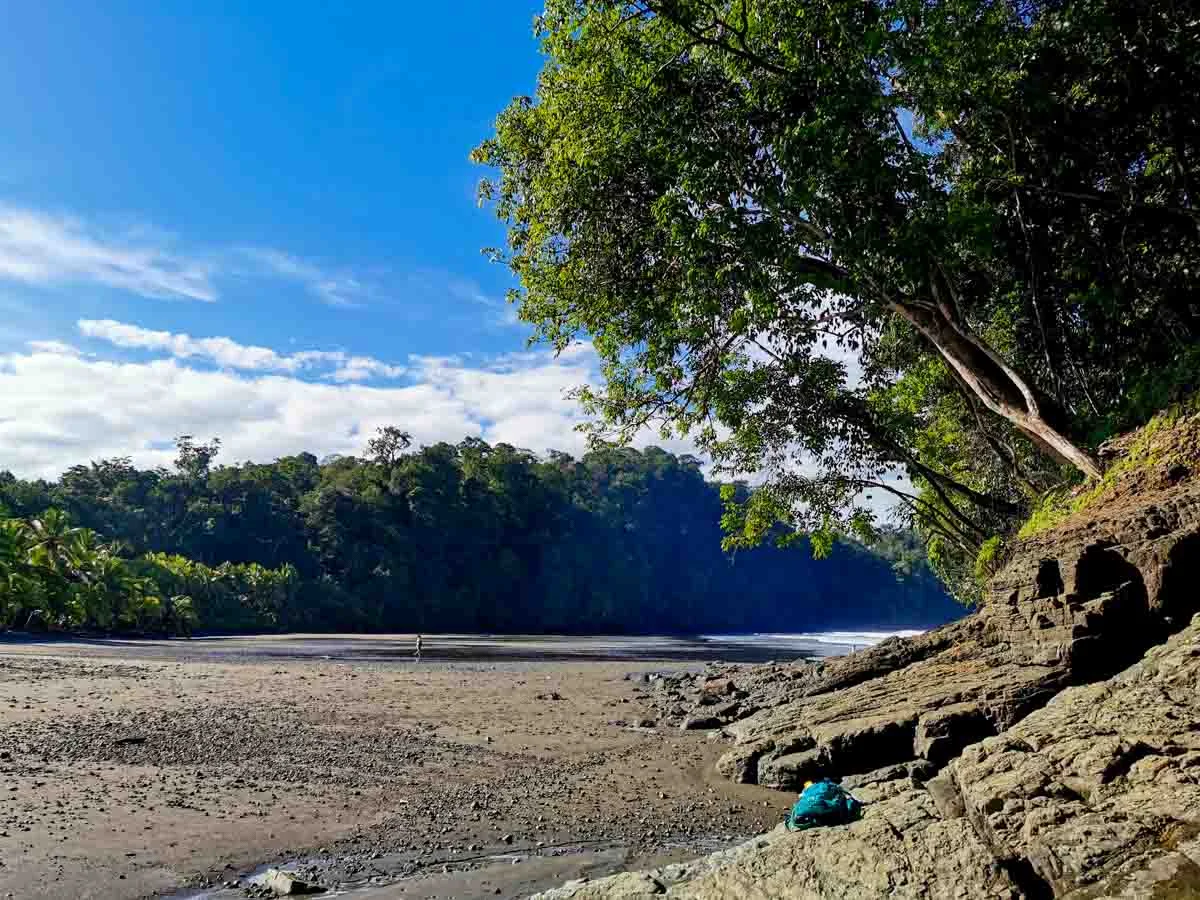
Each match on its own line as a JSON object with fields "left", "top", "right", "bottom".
{"left": 0, "top": 2, "right": 675, "bottom": 477}
{"left": 0, "top": 1, "right": 543, "bottom": 355}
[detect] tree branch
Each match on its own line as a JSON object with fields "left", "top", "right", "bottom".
{"left": 641, "top": 0, "right": 794, "bottom": 78}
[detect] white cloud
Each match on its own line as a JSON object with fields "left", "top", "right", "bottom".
{"left": 0, "top": 325, "right": 907, "bottom": 520}
{"left": 0, "top": 207, "right": 216, "bottom": 301}
{"left": 77, "top": 319, "right": 404, "bottom": 382}
{"left": 240, "top": 248, "right": 370, "bottom": 308}
{"left": 326, "top": 356, "right": 407, "bottom": 382}
{"left": 0, "top": 205, "right": 394, "bottom": 309}
{"left": 26, "top": 340, "right": 82, "bottom": 357}
{"left": 0, "top": 334, "right": 617, "bottom": 479}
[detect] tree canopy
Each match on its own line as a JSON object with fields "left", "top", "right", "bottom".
{"left": 0, "top": 433, "right": 955, "bottom": 635}
{"left": 474, "top": 0, "right": 1200, "bottom": 598}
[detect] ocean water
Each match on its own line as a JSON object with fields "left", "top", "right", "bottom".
{"left": 698, "top": 629, "right": 924, "bottom": 658}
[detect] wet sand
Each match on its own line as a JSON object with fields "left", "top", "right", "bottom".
{"left": 0, "top": 631, "right": 848, "bottom": 665}
{"left": 0, "top": 635, "right": 793, "bottom": 899}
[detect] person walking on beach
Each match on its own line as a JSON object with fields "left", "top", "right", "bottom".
{"left": 414, "top": 633, "right": 423, "bottom": 661}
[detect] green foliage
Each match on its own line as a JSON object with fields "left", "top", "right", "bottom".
{"left": 0, "top": 509, "right": 186, "bottom": 634}
{"left": 1020, "top": 400, "right": 1200, "bottom": 538}
{"left": 0, "top": 434, "right": 958, "bottom": 635}
{"left": 1017, "top": 488, "right": 1077, "bottom": 540}
{"left": 138, "top": 553, "right": 295, "bottom": 633}
{"left": 475, "top": 0, "right": 1200, "bottom": 605}
{"left": 973, "top": 537, "right": 1007, "bottom": 584}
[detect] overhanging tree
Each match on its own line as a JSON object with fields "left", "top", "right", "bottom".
{"left": 476, "top": 0, "right": 1170, "bottom": 531}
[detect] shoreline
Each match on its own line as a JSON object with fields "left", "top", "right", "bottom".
{"left": 0, "top": 627, "right": 932, "bottom": 666}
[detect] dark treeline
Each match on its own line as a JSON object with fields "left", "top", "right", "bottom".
{"left": 0, "top": 430, "right": 956, "bottom": 634}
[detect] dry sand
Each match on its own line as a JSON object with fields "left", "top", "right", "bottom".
{"left": 0, "top": 636, "right": 786, "bottom": 899}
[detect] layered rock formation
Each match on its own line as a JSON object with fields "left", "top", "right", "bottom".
{"left": 643, "top": 457, "right": 1200, "bottom": 793}
{"left": 538, "top": 415, "right": 1200, "bottom": 898}
{"left": 536, "top": 611, "right": 1200, "bottom": 898}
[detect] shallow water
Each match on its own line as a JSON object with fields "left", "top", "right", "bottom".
{"left": 0, "top": 629, "right": 923, "bottom": 664}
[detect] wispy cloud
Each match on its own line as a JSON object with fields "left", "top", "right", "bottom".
{"left": 445, "top": 276, "right": 522, "bottom": 328}
{"left": 26, "top": 339, "right": 82, "bottom": 356}
{"left": 240, "top": 248, "right": 371, "bottom": 308}
{"left": 77, "top": 319, "right": 405, "bottom": 381}
{"left": 0, "top": 204, "right": 397, "bottom": 310}
{"left": 0, "top": 207, "right": 216, "bottom": 301}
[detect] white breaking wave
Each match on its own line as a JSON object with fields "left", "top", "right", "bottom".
{"left": 798, "top": 629, "right": 923, "bottom": 646}
{"left": 699, "top": 629, "right": 923, "bottom": 649}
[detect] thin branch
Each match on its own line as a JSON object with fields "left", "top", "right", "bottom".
{"left": 641, "top": 0, "right": 794, "bottom": 78}
{"left": 987, "top": 178, "right": 1200, "bottom": 225}
{"left": 858, "top": 479, "right": 978, "bottom": 553}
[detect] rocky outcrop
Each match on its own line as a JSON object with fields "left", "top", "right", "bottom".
{"left": 535, "top": 795, "right": 1018, "bottom": 899}
{"left": 947, "top": 621, "right": 1200, "bottom": 898}
{"left": 551, "top": 415, "right": 1200, "bottom": 898}
{"left": 642, "top": 471, "right": 1200, "bottom": 793}
{"left": 534, "top": 611, "right": 1200, "bottom": 899}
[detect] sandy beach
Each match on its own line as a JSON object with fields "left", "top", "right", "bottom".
{"left": 0, "top": 635, "right": 789, "bottom": 899}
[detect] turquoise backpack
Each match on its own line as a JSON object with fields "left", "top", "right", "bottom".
{"left": 785, "top": 779, "right": 862, "bottom": 831}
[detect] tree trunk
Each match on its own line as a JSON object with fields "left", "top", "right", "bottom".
{"left": 893, "top": 301, "right": 1103, "bottom": 480}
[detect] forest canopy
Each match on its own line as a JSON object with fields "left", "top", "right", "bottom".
{"left": 0, "top": 433, "right": 956, "bottom": 635}
{"left": 474, "top": 0, "right": 1200, "bottom": 600}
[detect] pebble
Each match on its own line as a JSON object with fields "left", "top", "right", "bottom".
{"left": 0, "top": 653, "right": 775, "bottom": 898}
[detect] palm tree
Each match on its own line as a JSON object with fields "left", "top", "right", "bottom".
{"left": 2, "top": 512, "right": 192, "bottom": 635}
{"left": 0, "top": 519, "right": 37, "bottom": 629}
{"left": 24, "top": 509, "right": 82, "bottom": 578}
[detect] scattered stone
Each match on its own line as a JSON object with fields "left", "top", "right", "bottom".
{"left": 700, "top": 678, "right": 734, "bottom": 698}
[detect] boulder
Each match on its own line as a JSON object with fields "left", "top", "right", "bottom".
{"left": 758, "top": 747, "right": 828, "bottom": 790}
{"left": 262, "top": 869, "right": 325, "bottom": 896}
{"left": 714, "top": 739, "right": 774, "bottom": 784}
{"left": 537, "top": 871, "right": 666, "bottom": 897}
{"left": 700, "top": 678, "right": 734, "bottom": 698}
